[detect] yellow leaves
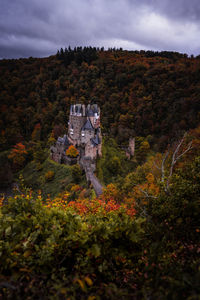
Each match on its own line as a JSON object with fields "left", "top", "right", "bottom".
{"left": 19, "top": 268, "right": 31, "bottom": 273}
{"left": 88, "top": 296, "right": 96, "bottom": 300}
{"left": 44, "top": 191, "right": 70, "bottom": 209}
{"left": 132, "top": 172, "right": 159, "bottom": 202}
{"left": 60, "top": 287, "right": 68, "bottom": 294}
{"left": 139, "top": 141, "right": 150, "bottom": 151}
{"left": 103, "top": 183, "right": 119, "bottom": 201}
{"left": 146, "top": 173, "right": 154, "bottom": 183}
{"left": 84, "top": 276, "right": 93, "bottom": 286}
{"left": 75, "top": 276, "right": 93, "bottom": 293}
{"left": 71, "top": 184, "right": 81, "bottom": 192}
{"left": 77, "top": 279, "right": 87, "bottom": 292}
{"left": 44, "top": 170, "right": 55, "bottom": 182}
{"left": 23, "top": 250, "right": 32, "bottom": 258}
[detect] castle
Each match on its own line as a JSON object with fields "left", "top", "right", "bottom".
{"left": 50, "top": 104, "right": 102, "bottom": 168}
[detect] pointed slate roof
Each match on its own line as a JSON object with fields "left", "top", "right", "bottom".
{"left": 87, "top": 108, "right": 95, "bottom": 117}
{"left": 57, "top": 137, "right": 64, "bottom": 144}
{"left": 82, "top": 118, "right": 94, "bottom": 131}
{"left": 92, "top": 104, "right": 99, "bottom": 114}
{"left": 63, "top": 134, "right": 70, "bottom": 146}
{"left": 91, "top": 134, "right": 101, "bottom": 146}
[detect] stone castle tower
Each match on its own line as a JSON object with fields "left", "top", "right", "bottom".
{"left": 50, "top": 104, "right": 102, "bottom": 165}
{"left": 68, "top": 104, "right": 102, "bottom": 160}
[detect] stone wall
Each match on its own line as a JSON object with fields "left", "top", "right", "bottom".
{"left": 89, "top": 116, "right": 100, "bottom": 129}
{"left": 68, "top": 115, "right": 86, "bottom": 141}
{"left": 63, "top": 156, "right": 78, "bottom": 165}
{"left": 85, "top": 143, "right": 97, "bottom": 160}
{"left": 50, "top": 144, "right": 65, "bottom": 163}
{"left": 97, "top": 143, "right": 102, "bottom": 157}
{"left": 81, "top": 130, "right": 94, "bottom": 145}
{"left": 128, "top": 137, "right": 135, "bottom": 156}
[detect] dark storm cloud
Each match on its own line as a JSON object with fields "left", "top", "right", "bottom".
{"left": 0, "top": 0, "right": 200, "bottom": 59}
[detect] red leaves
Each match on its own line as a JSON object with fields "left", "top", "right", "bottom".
{"left": 67, "top": 197, "right": 135, "bottom": 217}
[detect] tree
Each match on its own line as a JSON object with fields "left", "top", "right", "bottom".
{"left": 8, "top": 143, "right": 27, "bottom": 170}
{"left": 31, "top": 123, "right": 41, "bottom": 141}
{"left": 71, "top": 164, "right": 82, "bottom": 183}
{"left": 66, "top": 145, "right": 79, "bottom": 158}
{"left": 154, "top": 133, "right": 192, "bottom": 193}
{"left": 33, "top": 142, "right": 47, "bottom": 165}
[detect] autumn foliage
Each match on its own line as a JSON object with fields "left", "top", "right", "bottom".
{"left": 8, "top": 143, "right": 27, "bottom": 169}
{"left": 66, "top": 145, "right": 79, "bottom": 157}
{"left": 0, "top": 48, "right": 200, "bottom": 299}
{"left": 1, "top": 153, "right": 199, "bottom": 299}
{"left": 0, "top": 48, "right": 200, "bottom": 153}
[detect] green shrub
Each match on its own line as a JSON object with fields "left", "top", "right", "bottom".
{"left": 0, "top": 191, "right": 144, "bottom": 299}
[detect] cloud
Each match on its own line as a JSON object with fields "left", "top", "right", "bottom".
{"left": 0, "top": 0, "right": 200, "bottom": 58}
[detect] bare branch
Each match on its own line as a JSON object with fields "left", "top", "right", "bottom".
{"left": 153, "top": 161, "right": 161, "bottom": 170}
{"left": 176, "top": 141, "right": 192, "bottom": 161}
{"left": 161, "top": 151, "right": 169, "bottom": 182}
{"left": 136, "top": 186, "right": 157, "bottom": 199}
{"left": 166, "top": 133, "right": 192, "bottom": 192}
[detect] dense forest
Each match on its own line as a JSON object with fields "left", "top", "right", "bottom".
{"left": 0, "top": 47, "right": 199, "bottom": 152}
{"left": 0, "top": 48, "right": 200, "bottom": 299}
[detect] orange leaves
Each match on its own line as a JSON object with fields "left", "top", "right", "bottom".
{"left": 42, "top": 192, "right": 136, "bottom": 218}
{"left": 31, "top": 123, "right": 41, "bottom": 141}
{"left": 0, "top": 195, "right": 4, "bottom": 207}
{"left": 133, "top": 173, "right": 159, "bottom": 204}
{"left": 102, "top": 183, "right": 119, "bottom": 201}
{"left": 66, "top": 145, "right": 79, "bottom": 158}
{"left": 8, "top": 143, "right": 27, "bottom": 169}
{"left": 66, "top": 197, "right": 135, "bottom": 217}
{"left": 9, "top": 142, "right": 27, "bottom": 155}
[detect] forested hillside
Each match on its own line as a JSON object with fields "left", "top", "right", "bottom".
{"left": 0, "top": 48, "right": 200, "bottom": 299}
{"left": 0, "top": 47, "right": 200, "bottom": 152}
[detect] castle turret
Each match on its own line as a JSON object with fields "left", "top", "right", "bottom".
{"left": 68, "top": 104, "right": 87, "bottom": 144}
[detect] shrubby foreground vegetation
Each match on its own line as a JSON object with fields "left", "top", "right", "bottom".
{"left": 1, "top": 128, "right": 200, "bottom": 299}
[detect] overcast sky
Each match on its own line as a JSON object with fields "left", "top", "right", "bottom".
{"left": 0, "top": 0, "right": 200, "bottom": 59}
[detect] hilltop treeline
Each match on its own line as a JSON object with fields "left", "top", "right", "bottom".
{"left": 0, "top": 47, "right": 200, "bottom": 152}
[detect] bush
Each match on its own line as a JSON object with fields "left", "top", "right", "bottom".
{"left": 0, "top": 191, "right": 144, "bottom": 299}
{"left": 66, "top": 145, "right": 79, "bottom": 158}
{"left": 0, "top": 157, "right": 199, "bottom": 299}
{"left": 71, "top": 164, "right": 82, "bottom": 183}
{"left": 44, "top": 170, "right": 55, "bottom": 182}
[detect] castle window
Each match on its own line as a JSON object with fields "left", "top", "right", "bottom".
{"left": 70, "top": 128, "right": 74, "bottom": 135}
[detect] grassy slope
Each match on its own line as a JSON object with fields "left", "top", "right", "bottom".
{"left": 96, "top": 137, "right": 136, "bottom": 185}
{"left": 21, "top": 158, "right": 87, "bottom": 198}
